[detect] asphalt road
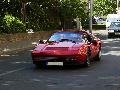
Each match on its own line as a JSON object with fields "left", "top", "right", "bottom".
{"left": 0, "top": 30, "right": 120, "bottom": 90}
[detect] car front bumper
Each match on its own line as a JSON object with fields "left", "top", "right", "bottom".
{"left": 32, "top": 55, "right": 86, "bottom": 66}
{"left": 108, "top": 30, "right": 120, "bottom": 35}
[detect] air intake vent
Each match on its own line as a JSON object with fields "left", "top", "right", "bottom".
{"left": 45, "top": 47, "right": 68, "bottom": 50}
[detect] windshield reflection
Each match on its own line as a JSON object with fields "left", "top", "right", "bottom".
{"left": 48, "top": 32, "right": 83, "bottom": 42}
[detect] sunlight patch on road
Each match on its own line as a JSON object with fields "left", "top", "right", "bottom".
{"left": 2, "top": 81, "right": 14, "bottom": 86}
{"left": 47, "top": 84, "right": 57, "bottom": 87}
{"left": 72, "top": 75, "right": 88, "bottom": 77}
{"left": 0, "top": 54, "right": 10, "bottom": 57}
{"left": 102, "top": 39, "right": 114, "bottom": 42}
{"left": 32, "top": 78, "right": 42, "bottom": 82}
{"left": 98, "top": 76, "right": 120, "bottom": 80}
{"left": 103, "top": 39, "right": 120, "bottom": 43}
{"left": 0, "top": 67, "right": 26, "bottom": 77}
{"left": 0, "top": 54, "right": 18, "bottom": 57}
{"left": 3, "top": 48, "right": 10, "bottom": 52}
{"left": 104, "top": 84, "right": 120, "bottom": 87}
{"left": 102, "top": 51, "right": 120, "bottom": 56}
{"left": 2, "top": 83, "right": 9, "bottom": 86}
{"left": 102, "top": 46, "right": 120, "bottom": 49}
{"left": 11, "top": 61, "right": 31, "bottom": 64}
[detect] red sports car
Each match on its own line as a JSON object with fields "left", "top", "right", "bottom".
{"left": 31, "top": 31, "right": 101, "bottom": 67}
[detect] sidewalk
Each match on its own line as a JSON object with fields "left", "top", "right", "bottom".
{"left": 0, "top": 39, "right": 39, "bottom": 55}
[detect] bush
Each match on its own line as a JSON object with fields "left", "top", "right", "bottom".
{"left": 1, "top": 14, "right": 26, "bottom": 34}
{"left": 83, "top": 24, "right": 106, "bottom": 30}
{"left": 92, "top": 24, "right": 106, "bottom": 30}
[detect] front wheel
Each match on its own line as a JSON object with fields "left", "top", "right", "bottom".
{"left": 84, "top": 52, "right": 91, "bottom": 67}
{"left": 95, "top": 50, "right": 101, "bottom": 61}
{"left": 108, "top": 33, "right": 114, "bottom": 38}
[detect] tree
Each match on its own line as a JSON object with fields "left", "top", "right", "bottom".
{"left": 93, "top": 0, "right": 117, "bottom": 16}
{"left": 60, "top": 0, "right": 88, "bottom": 29}
{"left": 0, "top": 0, "right": 26, "bottom": 33}
{"left": 0, "top": 0, "right": 21, "bottom": 18}
{"left": 26, "top": 0, "right": 88, "bottom": 30}
{"left": 26, "top": 0, "right": 61, "bottom": 30}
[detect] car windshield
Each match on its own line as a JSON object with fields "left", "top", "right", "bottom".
{"left": 48, "top": 32, "right": 83, "bottom": 42}
{"left": 110, "top": 22, "right": 120, "bottom": 27}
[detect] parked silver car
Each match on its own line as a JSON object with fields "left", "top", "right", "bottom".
{"left": 107, "top": 21, "right": 120, "bottom": 38}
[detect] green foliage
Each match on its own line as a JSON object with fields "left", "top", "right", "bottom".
{"left": 2, "top": 14, "right": 26, "bottom": 34}
{"left": 61, "top": 0, "right": 87, "bottom": 19}
{"left": 26, "top": 0, "right": 61, "bottom": 31}
{"left": 93, "top": 0, "right": 117, "bottom": 16}
{"left": 0, "top": 0, "right": 25, "bottom": 34}
{"left": 26, "top": 0, "right": 89, "bottom": 30}
{"left": 82, "top": 24, "right": 106, "bottom": 30}
{"left": 0, "top": 0, "right": 21, "bottom": 18}
{"left": 60, "top": 0, "right": 88, "bottom": 29}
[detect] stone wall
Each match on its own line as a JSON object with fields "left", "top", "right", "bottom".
{"left": 0, "top": 31, "right": 54, "bottom": 44}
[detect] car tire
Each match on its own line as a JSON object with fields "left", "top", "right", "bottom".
{"left": 108, "top": 33, "right": 114, "bottom": 38}
{"left": 95, "top": 50, "right": 101, "bottom": 61}
{"left": 108, "top": 35, "right": 111, "bottom": 38}
{"left": 35, "top": 63, "right": 40, "bottom": 68}
{"left": 35, "top": 62, "right": 46, "bottom": 68}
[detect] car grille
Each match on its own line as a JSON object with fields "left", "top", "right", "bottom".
{"left": 32, "top": 56, "right": 75, "bottom": 61}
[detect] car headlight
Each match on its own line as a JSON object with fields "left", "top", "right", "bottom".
{"left": 108, "top": 30, "right": 114, "bottom": 32}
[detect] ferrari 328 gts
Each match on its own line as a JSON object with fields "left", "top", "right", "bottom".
{"left": 31, "top": 30, "right": 101, "bottom": 67}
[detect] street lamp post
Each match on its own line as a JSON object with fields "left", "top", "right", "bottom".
{"left": 117, "top": 0, "right": 119, "bottom": 10}
{"left": 21, "top": 0, "right": 27, "bottom": 24}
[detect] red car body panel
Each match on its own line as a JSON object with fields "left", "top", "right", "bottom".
{"left": 32, "top": 42, "right": 87, "bottom": 61}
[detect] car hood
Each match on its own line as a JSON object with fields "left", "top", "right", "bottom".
{"left": 34, "top": 42, "right": 84, "bottom": 51}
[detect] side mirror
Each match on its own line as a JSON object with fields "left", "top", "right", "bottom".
{"left": 39, "top": 40, "right": 44, "bottom": 44}
{"left": 92, "top": 40, "right": 97, "bottom": 45}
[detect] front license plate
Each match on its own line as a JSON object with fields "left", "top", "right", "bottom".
{"left": 47, "top": 62, "right": 63, "bottom": 66}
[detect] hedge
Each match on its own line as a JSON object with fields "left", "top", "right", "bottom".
{"left": 83, "top": 24, "right": 106, "bottom": 30}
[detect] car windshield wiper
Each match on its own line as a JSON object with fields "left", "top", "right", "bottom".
{"left": 59, "top": 39, "right": 71, "bottom": 42}
{"left": 59, "top": 39, "right": 76, "bottom": 43}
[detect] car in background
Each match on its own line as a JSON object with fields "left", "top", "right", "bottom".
{"left": 31, "top": 30, "right": 101, "bottom": 68}
{"left": 97, "top": 18, "right": 106, "bottom": 25}
{"left": 94, "top": 16, "right": 106, "bottom": 25}
{"left": 107, "top": 21, "right": 120, "bottom": 38}
{"left": 106, "top": 14, "right": 120, "bottom": 28}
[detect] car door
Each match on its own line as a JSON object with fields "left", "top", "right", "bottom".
{"left": 82, "top": 33, "right": 96, "bottom": 59}
{"left": 90, "top": 36, "right": 99, "bottom": 58}
{"left": 86, "top": 34, "right": 98, "bottom": 58}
